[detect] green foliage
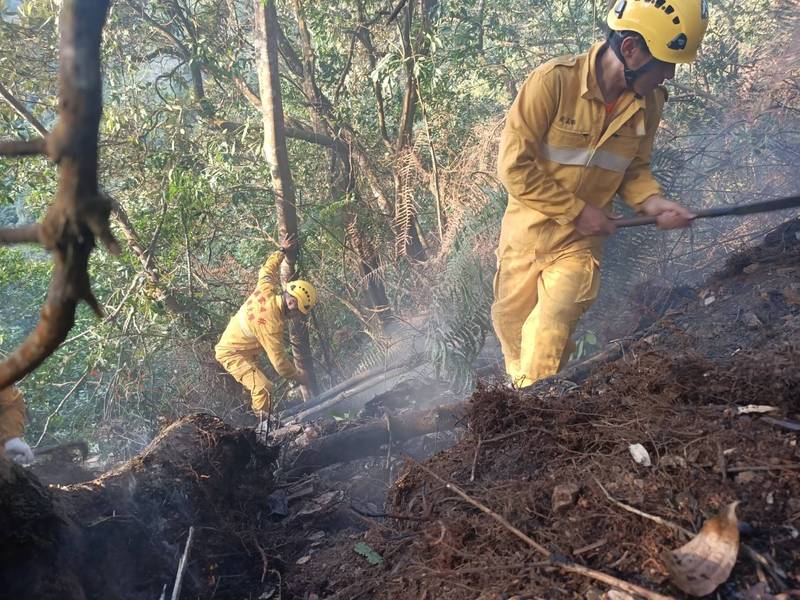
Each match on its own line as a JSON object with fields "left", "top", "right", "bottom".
{"left": 570, "top": 330, "right": 599, "bottom": 362}
{"left": 0, "top": 0, "right": 797, "bottom": 455}
{"left": 353, "top": 542, "right": 383, "bottom": 566}
{"left": 426, "top": 193, "right": 502, "bottom": 391}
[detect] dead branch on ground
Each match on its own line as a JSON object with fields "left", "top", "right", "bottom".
{"left": 415, "top": 460, "right": 677, "bottom": 600}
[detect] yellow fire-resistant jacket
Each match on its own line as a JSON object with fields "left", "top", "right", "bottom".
{"left": 0, "top": 386, "right": 25, "bottom": 446}
{"left": 497, "top": 41, "right": 666, "bottom": 258}
{"left": 216, "top": 251, "right": 298, "bottom": 380}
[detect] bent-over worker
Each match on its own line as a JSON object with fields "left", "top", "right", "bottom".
{"left": 215, "top": 236, "right": 316, "bottom": 415}
{"left": 492, "top": 0, "right": 709, "bottom": 387}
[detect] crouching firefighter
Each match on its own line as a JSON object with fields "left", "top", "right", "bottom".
{"left": 492, "top": 0, "right": 709, "bottom": 387}
{"left": 215, "top": 236, "right": 316, "bottom": 417}
{"left": 0, "top": 386, "right": 34, "bottom": 463}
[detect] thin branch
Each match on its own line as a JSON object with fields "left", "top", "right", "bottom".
{"left": 231, "top": 74, "right": 262, "bottom": 109}
{"left": 333, "top": 34, "right": 357, "bottom": 106}
{"left": 285, "top": 124, "right": 348, "bottom": 153}
{"left": 0, "top": 81, "right": 49, "bottom": 136}
{"left": 387, "top": 0, "right": 410, "bottom": 24}
{"left": 170, "top": 526, "right": 195, "bottom": 600}
{"left": 35, "top": 365, "right": 92, "bottom": 447}
{"left": 593, "top": 475, "right": 692, "bottom": 536}
{"left": 0, "top": 138, "right": 46, "bottom": 157}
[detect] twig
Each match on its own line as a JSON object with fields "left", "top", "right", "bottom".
{"left": 384, "top": 413, "right": 393, "bottom": 474}
{"left": 483, "top": 427, "right": 538, "bottom": 445}
{"left": 469, "top": 436, "right": 482, "bottom": 482}
{"left": 386, "top": 0, "right": 409, "bottom": 24}
{"left": 350, "top": 503, "right": 432, "bottom": 522}
{"left": 593, "top": 475, "right": 693, "bottom": 536}
{"left": 0, "top": 224, "right": 41, "bottom": 245}
{"left": 254, "top": 540, "right": 269, "bottom": 583}
{"left": 717, "top": 441, "right": 727, "bottom": 482}
{"left": 35, "top": 365, "right": 93, "bottom": 447}
{"left": 0, "top": 81, "right": 49, "bottom": 136}
{"left": 726, "top": 464, "right": 800, "bottom": 473}
{"left": 574, "top": 538, "right": 608, "bottom": 556}
{"left": 0, "top": 138, "right": 46, "bottom": 157}
{"left": 171, "top": 526, "right": 195, "bottom": 600}
{"left": 414, "top": 460, "right": 676, "bottom": 600}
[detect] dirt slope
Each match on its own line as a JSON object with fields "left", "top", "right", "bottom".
{"left": 285, "top": 219, "right": 800, "bottom": 599}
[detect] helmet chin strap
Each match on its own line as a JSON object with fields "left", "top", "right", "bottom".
{"left": 608, "top": 33, "right": 660, "bottom": 90}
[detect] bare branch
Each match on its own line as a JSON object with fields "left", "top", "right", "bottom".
{"left": 0, "top": 138, "right": 46, "bottom": 157}
{"left": 285, "top": 124, "right": 348, "bottom": 153}
{"left": 0, "top": 224, "right": 41, "bottom": 245}
{"left": 231, "top": 74, "right": 262, "bottom": 109}
{"left": 0, "top": 81, "right": 49, "bottom": 136}
{"left": 0, "top": 0, "right": 117, "bottom": 389}
{"left": 387, "top": 0, "right": 410, "bottom": 24}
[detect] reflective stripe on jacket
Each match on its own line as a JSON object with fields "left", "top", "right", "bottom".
{"left": 497, "top": 41, "right": 666, "bottom": 258}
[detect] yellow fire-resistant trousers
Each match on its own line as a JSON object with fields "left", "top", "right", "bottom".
{"left": 491, "top": 249, "right": 600, "bottom": 387}
{"left": 215, "top": 317, "right": 274, "bottom": 413}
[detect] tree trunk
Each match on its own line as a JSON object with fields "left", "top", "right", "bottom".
{"left": 253, "top": 0, "right": 318, "bottom": 398}
{"left": 392, "top": 0, "right": 428, "bottom": 260}
{"left": 346, "top": 215, "right": 391, "bottom": 325}
{"left": 289, "top": 0, "right": 393, "bottom": 328}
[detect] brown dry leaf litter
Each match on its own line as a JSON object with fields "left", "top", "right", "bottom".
{"left": 287, "top": 220, "right": 800, "bottom": 599}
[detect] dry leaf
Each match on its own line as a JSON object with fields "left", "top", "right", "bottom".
{"left": 736, "top": 405, "right": 779, "bottom": 415}
{"left": 663, "top": 501, "right": 740, "bottom": 597}
{"left": 628, "top": 443, "right": 652, "bottom": 467}
{"left": 782, "top": 288, "right": 800, "bottom": 307}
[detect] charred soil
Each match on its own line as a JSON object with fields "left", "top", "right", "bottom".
{"left": 3, "top": 220, "right": 800, "bottom": 599}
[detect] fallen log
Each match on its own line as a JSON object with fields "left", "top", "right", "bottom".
{"left": 285, "top": 402, "right": 467, "bottom": 477}
{"left": 281, "top": 353, "right": 426, "bottom": 421}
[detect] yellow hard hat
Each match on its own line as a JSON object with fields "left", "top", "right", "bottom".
{"left": 286, "top": 280, "right": 317, "bottom": 314}
{"left": 607, "top": 0, "right": 709, "bottom": 63}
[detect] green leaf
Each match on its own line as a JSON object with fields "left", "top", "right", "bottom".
{"left": 353, "top": 542, "right": 383, "bottom": 566}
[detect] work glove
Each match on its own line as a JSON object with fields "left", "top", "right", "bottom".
{"left": 4, "top": 437, "right": 34, "bottom": 464}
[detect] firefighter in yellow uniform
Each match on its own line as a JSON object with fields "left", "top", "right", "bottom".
{"left": 215, "top": 238, "right": 317, "bottom": 414}
{"left": 493, "top": 0, "right": 709, "bottom": 387}
{"left": 0, "top": 386, "right": 34, "bottom": 463}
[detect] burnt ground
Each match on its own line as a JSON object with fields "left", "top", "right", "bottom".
{"left": 280, "top": 220, "right": 800, "bottom": 599}
{"left": 5, "top": 219, "right": 800, "bottom": 600}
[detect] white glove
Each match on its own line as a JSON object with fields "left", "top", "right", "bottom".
{"left": 4, "top": 437, "right": 34, "bottom": 464}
